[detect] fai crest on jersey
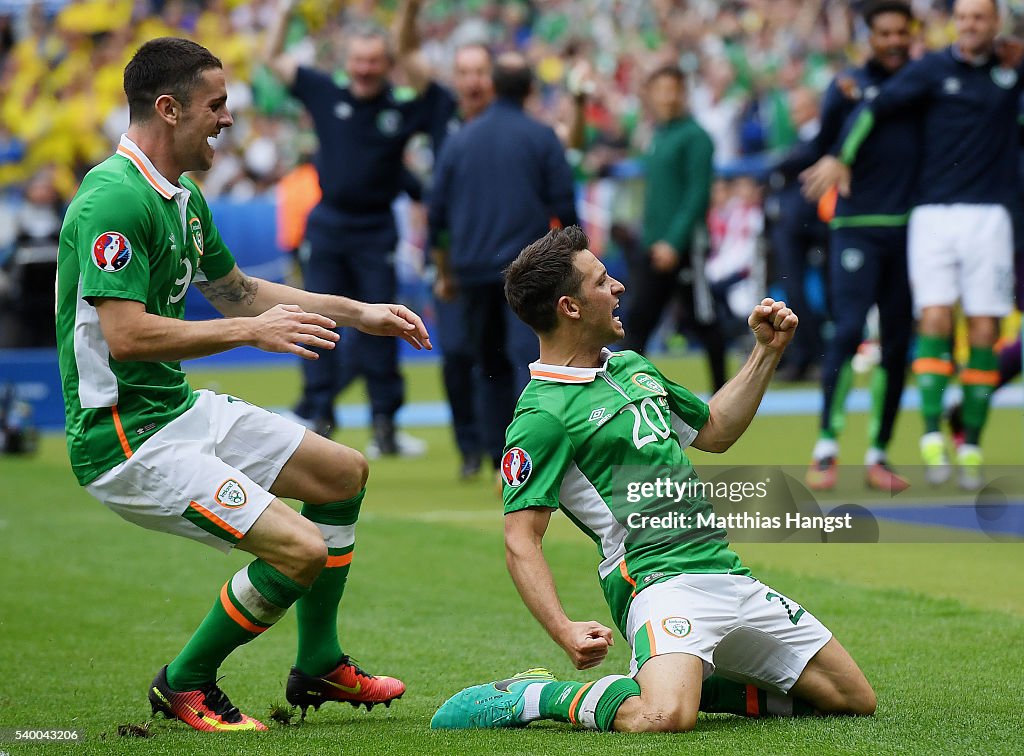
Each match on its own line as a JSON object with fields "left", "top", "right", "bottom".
{"left": 632, "top": 372, "right": 666, "bottom": 396}
{"left": 215, "top": 479, "right": 247, "bottom": 508}
{"left": 840, "top": 247, "right": 864, "bottom": 272}
{"left": 992, "top": 66, "right": 1018, "bottom": 89}
{"left": 92, "top": 231, "right": 133, "bottom": 272}
{"left": 661, "top": 616, "right": 692, "bottom": 638}
{"left": 189, "top": 216, "right": 204, "bottom": 255}
{"left": 377, "top": 109, "right": 402, "bottom": 136}
{"left": 501, "top": 447, "right": 533, "bottom": 487}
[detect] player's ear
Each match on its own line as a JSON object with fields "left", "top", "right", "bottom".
{"left": 557, "top": 294, "right": 581, "bottom": 321}
{"left": 155, "top": 94, "right": 180, "bottom": 125}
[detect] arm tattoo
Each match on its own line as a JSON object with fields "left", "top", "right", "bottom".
{"left": 197, "top": 271, "right": 259, "bottom": 307}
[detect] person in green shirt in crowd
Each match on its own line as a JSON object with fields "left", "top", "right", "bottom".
{"left": 621, "top": 64, "right": 728, "bottom": 391}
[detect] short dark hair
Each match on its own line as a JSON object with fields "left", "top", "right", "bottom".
{"left": 646, "top": 64, "right": 685, "bottom": 87}
{"left": 864, "top": 0, "right": 913, "bottom": 28}
{"left": 124, "top": 37, "right": 223, "bottom": 123}
{"left": 504, "top": 226, "right": 590, "bottom": 334}
{"left": 493, "top": 54, "right": 533, "bottom": 102}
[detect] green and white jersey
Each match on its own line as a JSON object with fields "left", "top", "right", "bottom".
{"left": 502, "top": 349, "right": 749, "bottom": 634}
{"left": 56, "top": 136, "right": 236, "bottom": 485}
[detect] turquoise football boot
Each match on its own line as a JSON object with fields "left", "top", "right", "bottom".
{"left": 431, "top": 668, "right": 556, "bottom": 729}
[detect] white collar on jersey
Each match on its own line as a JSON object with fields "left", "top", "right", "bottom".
{"left": 115, "top": 135, "right": 182, "bottom": 201}
{"left": 528, "top": 348, "right": 620, "bottom": 384}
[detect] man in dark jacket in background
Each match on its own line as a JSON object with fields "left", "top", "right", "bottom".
{"left": 429, "top": 52, "right": 578, "bottom": 471}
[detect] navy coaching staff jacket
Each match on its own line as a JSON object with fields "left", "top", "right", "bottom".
{"left": 429, "top": 97, "right": 579, "bottom": 284}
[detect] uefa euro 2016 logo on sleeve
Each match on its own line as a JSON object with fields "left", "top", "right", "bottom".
{"left": 92, "top": 231, "right": 133, "bottom": 272}
{"left": 501, "top": 448, "right": 533, "bottom": 487}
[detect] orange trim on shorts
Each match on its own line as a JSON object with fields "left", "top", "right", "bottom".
{"left": 110, "top": 405, "right": 133, "bottom": 459}
{"left": 645, "top": 621, "right": 658, "bottom": 657}
{"left": 567, "top": 681, "right": 595, "bottom": 725}
{"left": 745, "top": 684, "right": 760, "bottom": 717}
{"left": 326, "top": 551, "right": 354, "bottom": 568}
{"left": 219, "top": 582, "right": 267, "bottom": 634}
{"left": 960, "top": 368, "right": 1000, "bottom": 386}
{"left": 912, "top": 358, "right": 954, "bottom": 376}
{"left": 189, "top": 500, "right": 245, "bottom": 541}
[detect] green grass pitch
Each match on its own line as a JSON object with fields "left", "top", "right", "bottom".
{"left": 1, "top": 357, "right": 1022, "bottom": 755}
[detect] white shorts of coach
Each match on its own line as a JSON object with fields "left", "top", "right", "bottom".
{"left": 625, "top": 573, "right": 832, "bottom": 694}
{"left": 86, "top": 390, "right": 306, "bottom": 553}
{"left": 908, "top": 203, "right": 1015, "bottom": 317}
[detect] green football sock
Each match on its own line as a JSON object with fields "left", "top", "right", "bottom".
{"left": 166, "top": 559, "right": 308, "bottom": 690}
{"left": 538, "top": 675, "right": 640, "bottom": 731}
{"left": 913, "top": 335, "right": 953, "bottom": 434}
{"left": 699, "top": 675, "right": 816, "bottom": 717}
{"left": 961, "top": 346, "right": 999, "bottom": 445}
{"left": 294, "top": 489, "right": 364, "bottom": 676}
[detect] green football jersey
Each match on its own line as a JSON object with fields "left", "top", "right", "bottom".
{"left": 502, "top": 349, "right": 749, "bottom": 634}
{"left": 56, "top": 136, "right": 236, "bottom": 485}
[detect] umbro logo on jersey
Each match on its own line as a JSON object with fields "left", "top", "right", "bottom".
{"left": 335, "top": 102, "right": 353, "bottom": 119}
{"left": 589, "top": 407, "right": 606, "bottom": 422}
{"left": 943, "top": 77, "right": 961, "bottom": 94}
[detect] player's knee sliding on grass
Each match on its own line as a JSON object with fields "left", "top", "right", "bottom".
{"left": 433, "top": 650, "right": 875, "bottom": 733}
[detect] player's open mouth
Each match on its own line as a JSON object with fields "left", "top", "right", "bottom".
{"left": 207, "top": 134, "right": 220, "bottom": 148}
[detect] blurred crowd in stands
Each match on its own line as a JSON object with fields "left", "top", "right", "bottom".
{"left": 1, "top": 0, "right": 1021, "bottom": 349}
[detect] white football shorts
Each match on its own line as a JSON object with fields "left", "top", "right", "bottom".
{"left": 625, "top": 573, "right": 832, "bottom": 693}
{"left": 86, "top": 390, "right": 306, "bottom": 553}
{"left": 907, "top": 203, "right": 1014, "bottom": 317}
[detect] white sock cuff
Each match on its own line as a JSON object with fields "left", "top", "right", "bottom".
{"left": 578, "top": 675, "right": 628, "bottom": 731}
{"left": 812, "top": 437, "right": 839, "bottom": 461}
{"left": 520, "top": 682, "right": 546, "bottom": 723}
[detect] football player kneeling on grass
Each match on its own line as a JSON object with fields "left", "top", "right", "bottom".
{"left": 431, "top": 226, "right": 875, "bottom": 733}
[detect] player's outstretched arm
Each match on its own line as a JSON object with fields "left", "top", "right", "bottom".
{"left": 197, "top": 265, "right": 431, "bottom": 350}
{"left": 263, "top": 0, "right": 299, "bottom": 87}
{"left": 693, "top": 298, "right": 798, "bottom": 453}
{"left": 394, "top": 0, "right": 432, "bottom": 94}
{"left": 95, "top": 297, "right": 339, "bottom": 362}
{"left": 505, "top": 508, "right": 614, "bottom": 670}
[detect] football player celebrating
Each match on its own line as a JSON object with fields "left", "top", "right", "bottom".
{"left": 56, "top": 38, "right": 426, "bottom": 732}
{"left": 432, "top": 226, "right": 875, "bottom": 733}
